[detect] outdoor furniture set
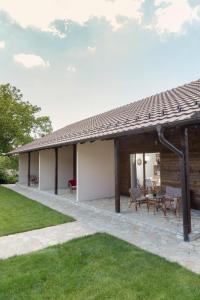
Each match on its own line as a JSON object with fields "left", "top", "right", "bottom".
{"left": 129, "top": 186, "right": 181, "bottom": 216}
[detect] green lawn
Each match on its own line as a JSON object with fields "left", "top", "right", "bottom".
{"left": 0, "top": 186, "right": 74, "bottom": 236}
{"left": 0, "top": 233, "right": 199, "bottom": 300}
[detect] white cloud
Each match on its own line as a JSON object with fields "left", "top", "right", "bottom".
{"left": 0, "top": 40, "right": 5, "bottom": 49}
{"left": 87, "top": 46, "right": 96, "bottom": 54}
{"left": 0, "top": 0, "right": 144, "bottom": 31}
{"left": 67, "top": 66, "right": 76, "bottom": 72}
{"left": 13, "top": 53, "right": 50, "bottom": 68}
{"left": 154, "top": 0, "right": 200, "bottom": 34}
{"left": 47, "top": 26, "right": 66, "bottom": 38}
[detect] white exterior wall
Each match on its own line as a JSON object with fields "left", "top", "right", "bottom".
{"left": 58, "top": 146, "right": 73, "bottom": 189}
{"left": 30, "top": 151, "right": 39, "bottom": 177}
{"left": 77, "top": 140, "right": 115, "bottom": 201}
{"left": 19, "top": 153, "right": 28, "bottom": 185}
{"left": 39, "top": 149, "right": 55, "bottom": 191}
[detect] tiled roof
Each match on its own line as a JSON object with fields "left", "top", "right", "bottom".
{"left": 10, "top": 79, "right": 200, "bottom": 154}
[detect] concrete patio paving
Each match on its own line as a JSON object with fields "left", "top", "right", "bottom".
{"left": 2, "top": 184, "right": 200, "bottom": 274}
{"left": 83, "top": 197, "right": 200, "bottom": 239}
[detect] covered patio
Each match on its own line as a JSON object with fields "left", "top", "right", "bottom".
{"left": 82, "top": 196, "right": 200, "bottom": 240}
{"left": 18, "top": 145, "right": 76, "bottom": 195}
{"left": 10, "top": 79, "right": 200, "bottom": 242}
{"left": 113, "top": 126, "right": 200, "bottom": 241}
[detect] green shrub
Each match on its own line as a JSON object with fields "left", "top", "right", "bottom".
{"left": 0, "top": 168, "right": 7, "bottom": 184}
{"left": 6, "top": 174, "right": 18, "bottom": 184}
{"left": 0, "top": 168, "right": 18, "bottom": 184}
{"left": 0, "top": 156, "right": 18, "bottom": 171}
{"left": 0, "top": 156, "right": 18, "bottom": 184}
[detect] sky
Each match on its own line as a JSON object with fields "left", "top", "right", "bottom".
{"left": 0, "top": 0, "right": 200, "bottom": 130}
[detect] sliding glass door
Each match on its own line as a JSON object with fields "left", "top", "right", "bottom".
{"left": 130, "top": 152, "right": 160, "bottom": 193}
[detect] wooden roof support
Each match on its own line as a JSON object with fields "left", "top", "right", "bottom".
{"left": 55, "top": 148, "right": 58, "bottom": 195}
{"left": 180, "top": 127, "right": 192, "bottom": 237}
{"left": 157, "top": 125, "right": 191, "bottom": 242}
{"left": 114, "top": 138, "right": 120, "bottom": 213}
{"left": 143, "top": 153, "right": 146, "bottom": 196}
{"left": 28, "top": 152, "right": 31, "bottom": 187}
{"left": 73, "top": 144, "right": 77, "bottom": 180}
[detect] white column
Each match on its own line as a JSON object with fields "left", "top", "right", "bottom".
{"left": 39, "top": 149, "right": 55, "bottom": 191}
{"left": 58, "top": 146, "right": 73, "bottom": 189}
{"left": 77, "top": 140, "right": 115, "bottom": 201}
{"left": 19, "top": 153, "right": 28, "bottom": 185}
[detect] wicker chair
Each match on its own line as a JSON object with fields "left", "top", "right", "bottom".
{"left": 129, "top": 187, "right": 147, "bottom": 210}
{"left": 163, "top": 186, "right": 181, "bottom": 215}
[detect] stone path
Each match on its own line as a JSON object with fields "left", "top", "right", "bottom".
{"left": 3, "top": 184, "right": 200, "bottom": 274}
{"left": 0, "top": 221, "right": 96, "bottom": 259}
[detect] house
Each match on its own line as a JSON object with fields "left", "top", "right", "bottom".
{"left": 9, "top": 79, "right": 200, "bottom": 241}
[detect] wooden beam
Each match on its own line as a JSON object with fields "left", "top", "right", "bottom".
{"left": 73, "top": 144, "right": 77, "bottom": 180}
{"left": 28, "top": 152, "right": 31, "bottom": 187}
{"left": 55, "top": 148, "right": 58, "bottom": 195}
{"left": 180, "top": 127, "right": 191, "bottom": 240}
{"left": 114, "top": 139, "right": 120, "bottom": 213}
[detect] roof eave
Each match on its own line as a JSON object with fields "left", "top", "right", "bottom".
{"left": 8, "top": 116, "right": 200, "bottom": 155}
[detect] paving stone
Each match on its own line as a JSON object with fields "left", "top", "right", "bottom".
{"left": 0, "top": 221, "right": 95, "bottom": 259}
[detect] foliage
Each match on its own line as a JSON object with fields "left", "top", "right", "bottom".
{"left": 0, "top": 186, "right": 74, "bottom": 236}
{"left": 0, "top": 84, "right": 53, "bottom": 154}
{"left": 0, "top": 155, "right": 18, "bottom": 170}
{"left": 0, "top": 169, "right": 7, "bottom": 184}
{"left": 0, "top": 170, "right": 18, "bottom": 184}
{"left": 0, "top": 233, "right": 199, "bottom": 299}
{"left": 0, "top": 155, "right": 18, "bottom": 183}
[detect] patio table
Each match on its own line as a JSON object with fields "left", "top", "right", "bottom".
{"left": 145, "top": 193, "right": 166, "bottom": 215}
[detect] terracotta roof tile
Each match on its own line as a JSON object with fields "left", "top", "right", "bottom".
{"left": 10, "top": 79, "right": 200, "bottom": 154}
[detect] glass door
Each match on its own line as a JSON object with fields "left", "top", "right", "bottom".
{"left": 130, "top": 152, "right": 161, "bottom": 193}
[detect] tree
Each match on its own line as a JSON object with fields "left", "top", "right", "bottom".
{"left": 0, "top": 84, "right": 53, "bottom": 154}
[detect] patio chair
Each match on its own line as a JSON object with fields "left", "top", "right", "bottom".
{"left": 129, "top": 187, "right": 147, "bottom": 210}
{"left": 68, "top": 179, "right": 77, "bottom": 193}
{"left": 145, "top": 178, "right": 153, "bottom": 193}
{"left": 30, "top": 175, "right": 38, "bottom": 185}
{"left": 163, "top": 186, "right": 181, "bottom": 215}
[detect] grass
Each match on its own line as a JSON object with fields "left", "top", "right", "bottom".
{"left": 0, "top": 233, "right": 199, "bottom": 300}
{"left": 0, "top": 186, "right": 74, "bottom": 236}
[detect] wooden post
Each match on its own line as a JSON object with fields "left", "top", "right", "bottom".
{"left": 73, "top": 144, "right": 77, "bottom": 180}
{"left": 55, "top": 148, "right": 58, "bottom": 195}
{"left": 114, "top": 139, "right": 120, "bottom": 213}
{"left": 143, "top": 153, "right": 146, "bottom": 195}
{"left": 28, "top": 152, "right": 31, "bottom": 187}
{"left": 180, "top": 127, "right": 191, "bottom": 241}
{"left": 157, "top": 125, "right": 191, "bottom": 241}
